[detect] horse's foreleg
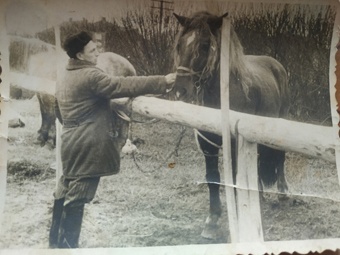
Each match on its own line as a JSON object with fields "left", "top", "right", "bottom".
{"left": 36, "top": 93, "right": 57, "bottom": 147}
{"left": 195, "top": 131, "right": 222, "bottom": 239}
{"left": 201, "top": 154, "right": 222, "bottom": 239}
{"left": 276, "top": 151, "right": 288, "bottom": 199}
{"left": 36, "top": 93, "right": 48, "bottom": 146}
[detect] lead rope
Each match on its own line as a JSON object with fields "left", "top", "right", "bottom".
{"left": 130, "top": 123, "right": 187, "bottom": 173}
{"left": 117, "top": 98, "right": 187, "bottom": 173}
{"left": 194, "top": 129, "right": 222, "bottom": 157}
{"left": 115, "top": 109, "right": 159, "bottom": 124}
{"left": 194, "top": 119, "right": 241, "bottom": 158}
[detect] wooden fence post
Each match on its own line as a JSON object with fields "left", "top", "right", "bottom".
{"left": 221, "top": 16, "right": 263, "bottom": 242}
{"left": 235, "top": 135, "right": 264, "bottom": 242}
{"left": 54, "top": 25, "right": 63, "bottom": 186}
{"left": 220, "top": 16, "right": 239, "bottom": 242}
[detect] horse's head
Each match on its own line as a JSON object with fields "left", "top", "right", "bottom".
{"left": 173, "top": 11, "right": 228, "bottom": 105}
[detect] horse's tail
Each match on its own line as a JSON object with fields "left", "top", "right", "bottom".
{"left": 258, "top": 145, "right": 285, "bottom": 187}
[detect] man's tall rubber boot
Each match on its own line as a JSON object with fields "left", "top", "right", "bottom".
{"left": 48, "top": 198, "right": 65, "bottom": 248}
{"left": 58, "top": 204, "right": 84, "bottom": 248}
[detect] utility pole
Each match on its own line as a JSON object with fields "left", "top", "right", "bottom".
{"left": 151, "top": 0, "right": 174, "bottom": 32}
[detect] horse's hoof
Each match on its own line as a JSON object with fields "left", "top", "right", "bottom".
{"left": 201, "top": 225, "right": 220, "bottom": 239}
{"left": 201, "top": 214, "right": 221, "bottom": 239}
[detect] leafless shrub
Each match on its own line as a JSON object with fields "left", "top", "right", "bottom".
{"left": 233, "top": 4, "right": 336, "bottom": 124}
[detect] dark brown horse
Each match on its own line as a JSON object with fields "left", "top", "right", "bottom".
{"left": 173, "top": 11, "right": 290, "bottom": 239}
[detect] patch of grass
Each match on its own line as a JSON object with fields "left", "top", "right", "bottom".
{"left": 7, "top": 98, "right": 55, "bottom": 165}
{"left": 4, "top": 97, "right": 340, "bottom": 248}
{"left": 7, "top": 159, "right": 44, "bottom": 181}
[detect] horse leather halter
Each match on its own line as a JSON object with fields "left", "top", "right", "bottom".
{"left": 176, "top": 65, "right": 209, "bottom": 92}
{"left": 176, "top": 66, "right": 201, "bottom": 82}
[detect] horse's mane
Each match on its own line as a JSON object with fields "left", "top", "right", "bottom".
{"left": 229, "top": 28, "right": 252, "bottom": 97}
{"left": 174, "top": 11, "right": 253, "bottom": 97}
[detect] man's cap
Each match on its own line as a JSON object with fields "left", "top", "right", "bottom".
{"left": 63, "top": 31, "right": 92, "bottom": 58}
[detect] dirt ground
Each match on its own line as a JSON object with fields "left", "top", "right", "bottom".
{"left": 1, "top": 97, "right": 340, "bottom": 249}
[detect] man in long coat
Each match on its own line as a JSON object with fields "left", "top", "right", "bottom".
{"left": 49, "top": 31, "right": 175, "bottom": 248}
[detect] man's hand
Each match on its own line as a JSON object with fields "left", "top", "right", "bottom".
{"left": 165, "top": 73, "right": 176, "bottom": 85}
{"left": 165, "top": 73, "right": 176, "bottom": 93}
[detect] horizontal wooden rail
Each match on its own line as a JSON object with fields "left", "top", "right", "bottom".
{"left": 9, "top": 72, "right": 56, "bottom": 95}
{"left": 111, "top": 96, "right": 337, "bottom": 163}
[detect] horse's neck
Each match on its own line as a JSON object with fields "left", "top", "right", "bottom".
{"left": 203, "top": 72, "right": 221, "bottom": 109}
{"left": 203, "top": 70, "right": 244, "bottom": 110}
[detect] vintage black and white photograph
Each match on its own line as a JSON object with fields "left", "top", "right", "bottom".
{"left": 0, "top": 0, "right": 340, "bottom": 253}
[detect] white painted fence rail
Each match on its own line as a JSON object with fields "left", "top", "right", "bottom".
{"left": 9, "top": 71, "right": 56, "bottom": 95}
{"left": 111, "top": 96, "right": 336, "bottom": 163}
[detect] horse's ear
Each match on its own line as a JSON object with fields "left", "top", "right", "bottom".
{"left": 208, "top": 12, "right": 229, "bottom": 30}
{"left": 173, "top": 13, "right": 190, "bottom": 26}
{"left": 221, "top": 12, "right": 229, "bottom": 19}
